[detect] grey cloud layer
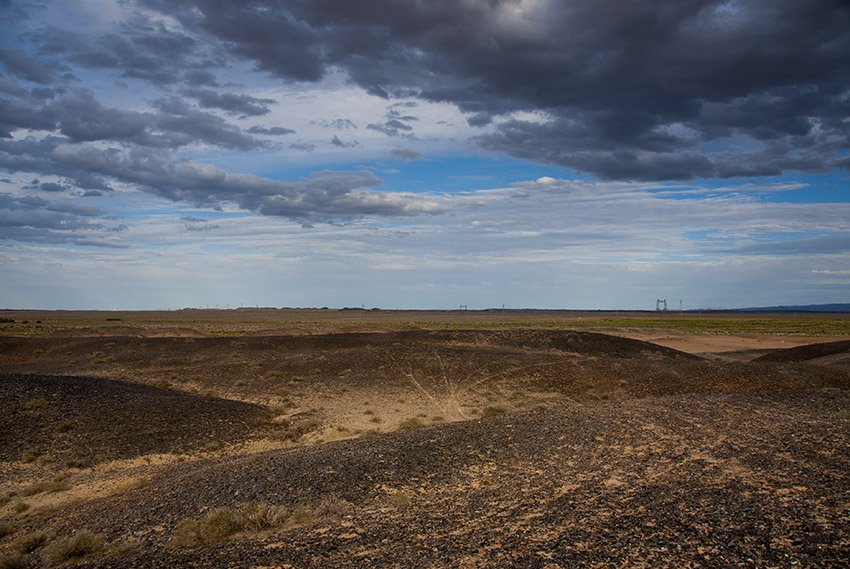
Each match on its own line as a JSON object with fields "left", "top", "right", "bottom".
{"left": 135, "top": 0, "right": 849, "bottom": 181}
{"left": 0, "top": 192, "right": 127, "bottom": 247}
{"left": 1, "top": 0, "right": 848, "bottom": 244}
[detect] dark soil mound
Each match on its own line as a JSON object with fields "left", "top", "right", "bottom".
{"left": 42, "top": 389, "right": 850, "bottom": 568}
{"left": 0, "top": 374, "right": 271, "bottom": 462}
{"left": 755, "top": 339, "right": 850, "bottom": 363}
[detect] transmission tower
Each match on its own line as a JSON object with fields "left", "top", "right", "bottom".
{"left": 656, "top": 299, "right": 667, "bottom": 328}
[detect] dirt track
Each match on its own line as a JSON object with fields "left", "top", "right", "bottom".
{"left": 1, "top": 327, "right": 849, "bottom": 568}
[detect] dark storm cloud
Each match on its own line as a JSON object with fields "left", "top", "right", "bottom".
{"left": 27, "top": 15, "right": 212, "bottom": 87}
{"left": 330, "top": 135, "right": 357, "bottom": 148}
{"left": 0, "top": 48, "right": 65, "bottom": 84}
{"left": 247, "top": 126, "right": 295, "bottom": 136}
{"left": 150, "top": 97, "right": 263, "bottom": 150}
{"left": 183, "top": 88, "right": 276, "bottom": 117}
{"left": 139, "top": 0, "right": 849, "bottom": 181}
{"left": 0, "top": 136, "right": 442, "bottom": 223}
{"left": 390, "top": 148, "right": 423, "bottom": 162}
{"left": 0, "top": 192, "right": 126, "bottom": 247}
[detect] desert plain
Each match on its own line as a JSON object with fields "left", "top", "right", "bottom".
{"left": 1, "top": 308, "right": 849, "bottom": 568}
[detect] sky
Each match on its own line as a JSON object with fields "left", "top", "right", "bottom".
{"left": 1, "top": 0, "right": 849, "bottom": 311}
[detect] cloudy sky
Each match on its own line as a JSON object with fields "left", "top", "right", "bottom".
{"left": 1, "top": 0, "right": 848, "bottom": 310}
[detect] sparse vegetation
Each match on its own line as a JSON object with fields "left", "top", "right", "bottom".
{"left": 172, "top": 508, "right": 236, "bottom": 547}
{"left": 171, "top": 497, "right": 347, "bottom": 548}
{"left": 21, "top": 451, "right": 40, "bottom": 463}
{"left": 398, "top": 417, "right": 425, "bottom": 430}
{"left": 21, "top": 476, "right": 69, "bottom": 497}
{"left": 13, "top": 530, "right": 51, "bottom": 554}
{"left": 0, "top": 521, "right": 19, "bottom": 538}
{"left": 43, "top": 530, "right": 103, "bottom": 566}
{"left": 24, "top": 398, "right": 49, "bottom": 413}
{"left": 114, "top": 477, "right": 149, "bottom": 494}
{"left": 234, "top": 501, "right": 289, "bottom": 531}
{"left": 481, "top": 405, "right": 507, "bottom": 417}
{"left": 0, "top": 554, "right": 27, "bottom": 569}
{"left": 382, "top": 491, "right": 411, "bottom": 509}
{"left": 55, "top": 420, "right": 74, "bottom": 433}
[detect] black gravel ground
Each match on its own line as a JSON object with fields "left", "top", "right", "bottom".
{"left": 0, "top": 373, "right": 271, "bottom": 463}
{"left": 36, "top": 389, "right": 850, "bottom": 569}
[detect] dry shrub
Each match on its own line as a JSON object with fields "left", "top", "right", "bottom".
{"left": 0, "top": 555, "right": 27, "bottom": 569}
{"left": 235, "top": 502, "right": 289, "bottom": 531}
{"left": 113, "top": 477, "right": 149, "bottom": 494}
{"left": 382, "top": 491, "right": 411, "bottom": 509}
{"left": 172, "top": 508, "right": 236, "bottom": 547}
{"left": 21, "top": 477, "right": 69, "bottom": 497}
{"left": 481, "top": 405, "right": 507, "bottom": 417}
{"left": 24, "top": 398, "right": 49, "bottom": 413}
{"left": 314, "top": 495, "right": 352, "bottom": 519}
{"left": 43, "top": 530, "right": 103, "bottom": 566}
{"left": 398, "top": 417, "right": 424, "bottom": 430}
{"left": 289, "top": 505, "right": 313, "bottom": 524}
{"left": 13, "top": 530, "right": 51, "bottom": 554}
{"left": 0, "top": 521, "right": 19, "bottom": 538}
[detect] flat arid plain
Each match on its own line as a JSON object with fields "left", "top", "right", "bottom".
{"left": 1, "top": 309, "right": 849, "bottom": 568}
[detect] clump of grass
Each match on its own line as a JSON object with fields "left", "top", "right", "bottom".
{"left": 65, "top": 459, "right": 89, "bottom": 469}
{"left": 13, "top": 530, "right": 51, "bottom": 554}
{"left": 0, "top": 554, "right": 27, "bottom": 569}
{"left": 21, "top": 476, "right": 69, "bottom": 497}
{"left": 153, "top": 378, "right": 171, "bottom": 389}
{"left": 55, "top": 421, "right": 74, "bottom": 433}
{"left": 0, "top": 521, "right": 19, "bottom": 538}
{"left": 114, "top": 477, "right": 149, "bottom": 494}
{"left": 43, "top": 530, "right": 103, "bottom": 566}
{"left": 13, "top": 503, "right": 30, "bottom": 514}
{"left": 314, "top": 495, "right": 352, "bottom": 519}
{"left": 24, "top": 398, "right": 49, "bottom": 413}
{"left": 481, "top": 405, "right": 507, "bottom": 417}
{"left": 398, "top": 417, "right": 424, "bottom": 430}
{"left": 431, "top": 416, "right": 445, "bottom": 423}
{"left": 171, "top": 508, "right": 236, "bottom": 547}
{"left": 270, "top": 420, "right": 320, "bottom": 442}
{"left": 234, "top": 502, "right": 289, "bottom": 531}
{"left": 382, "top": 491, "right": 411, "bottom": 509}
{"left": 289, "top": 505, "right": 313, "bottom": 524}
{"left": 21, "top": 451, "right": 40, "bottom": 463}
